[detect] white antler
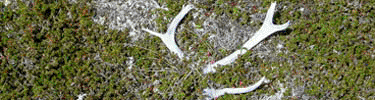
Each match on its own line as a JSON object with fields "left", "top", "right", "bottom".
{"left": 203, "top": 2, "right": 290, "bottom": 74}
{"left": 203, "top": 77, "right": 270, "bottom": 99}
{"left": 142, "top": 5, "right": 194, "bottom": 59}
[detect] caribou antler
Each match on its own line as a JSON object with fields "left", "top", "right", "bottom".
{"left": 142, "top": 5, "right": 194, "bottom": 59}
{"left": 203, "top": 2, "right": 290, "bottom": 74}
{"left": 142, "top": 2, "right": 289, "bottom": 72}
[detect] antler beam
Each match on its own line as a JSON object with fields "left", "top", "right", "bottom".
{"left": 142, "top": 5, "right": 194, "bottom": 59}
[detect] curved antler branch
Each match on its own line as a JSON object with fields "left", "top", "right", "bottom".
{"left": 142, "top": 5, "right": 194, "bottom": 59}
{"left": 203, "top": 2, "right": 290, "bottom": 74}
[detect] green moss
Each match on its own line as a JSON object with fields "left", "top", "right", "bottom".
{"left": 1, "top": 0, "right": 375, "bottom": 99}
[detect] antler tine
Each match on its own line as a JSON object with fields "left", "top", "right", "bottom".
{"left": 263, "top": 2, "right": 290, "bottom": 31}
{"left": 142, "top": 5, "right": 194, "bottom": 59}
{"left": 141, "top": 28, "right": 163, "bottom": 37}
{"left": 167, "top": 5, "right": 194, "bottom": 36}
{"left": 203, "top": 2, "right": 290, "bottom": 74}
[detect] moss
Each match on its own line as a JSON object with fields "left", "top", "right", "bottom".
{"left": 1, "top": 0, "right": 375, "bottom": 99}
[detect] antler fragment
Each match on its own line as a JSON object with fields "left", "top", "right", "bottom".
{"left": 203, "top": 77, "right": 270, "bottom": 99}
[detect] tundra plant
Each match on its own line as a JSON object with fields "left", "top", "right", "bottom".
{"left": 142, "top": 2, "right": 290, "bottom": 99}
